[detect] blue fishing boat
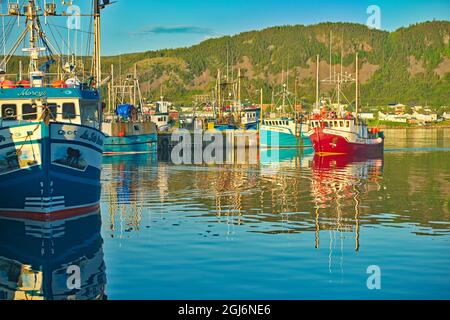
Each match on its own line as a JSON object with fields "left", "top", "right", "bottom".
{"left": 103, "top": 119, "right": 157, "bottom": 155}
{"left": 260, "top": 84, "right": 311, "bottom": 148}
{"left": 0, "top": 0, "right": 110, "bottom": 218}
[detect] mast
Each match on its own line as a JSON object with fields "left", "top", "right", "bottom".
{"left": 27, "top": 1, "right": 40, "bottom": 73}
{"left": 329, "top": 30, "right": 332, "bottom": 83}
{"left": 217, "top": 69, "right": 222, "bottom": 119}
{"left": 93, "top": 0, "right": 102, "bottom": 87}
{"left": 133, "top": 63, "right": 137, "bottom": 106}
{"left": 355, "top": 53, "right": 359, "bottom": 116}
{"left": 260, "top": 88, "right": 264, "bottom": 125}
{"left": 316, "top": 55, "right": 320, "bottom": 109}
{"left": 237, "top": 68, "right": 241, "bottom": 108}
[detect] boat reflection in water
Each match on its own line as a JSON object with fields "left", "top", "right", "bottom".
{"left": 0, "top": 211, "right": 106, "bottom": 300}
{"left": 311, "top": 154, "right": 384, "bottom": 251}
{"left": 102, "top": 154, "right": 158, "bottom": 236}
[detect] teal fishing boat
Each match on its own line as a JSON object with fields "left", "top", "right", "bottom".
{"left": 260, "top": 84, "right": 311, "bottom": 148}
{"left": 103, "top": 64, "right": 157, "bottom": 155}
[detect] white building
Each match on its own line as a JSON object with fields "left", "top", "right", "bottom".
{"left": 378, "top": 112, "right": 408, "bottom": 123}
{"left": 359, "top": 113, "right": 374, "bottom": 120}
{"left": 412, "top": 112, "right": 438, "bottom": 123}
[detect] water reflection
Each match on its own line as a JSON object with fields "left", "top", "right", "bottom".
{"left": 102, "top": 154, "right": 158, "bottom": 236}
{"left": 0, "top": 211, "right": 106, "bottom": 300}
{"left": 384, "top": 128, "right": 450, "bottom": 150}
{"left": 99, "top": 141, "right": 449, "bottom": 299}
{"left": 311, "top": 155, "right": 384, "bottom": 251}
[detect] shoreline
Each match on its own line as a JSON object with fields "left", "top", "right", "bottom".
{"left": 380, "top": 126, "right": 450, "bottom": 130}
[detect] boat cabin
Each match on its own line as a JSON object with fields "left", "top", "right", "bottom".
{"left": 262, "top": 119, "right": 292, "bottom": 127}
{"left": 309, "top": 118, "right": 371, "bottom": 139}
{"left": 240, "top": 107, "right": 260, "bottom": 125}
{"left": 0, "top": 87, "right": 101, "bottom": 129}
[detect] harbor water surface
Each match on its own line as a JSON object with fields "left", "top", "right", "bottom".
{"left": 1, "top": 129, "right": 449, "bottom": 300}
{"left": 99, "top": 128, "right": 450, "bottom": 299}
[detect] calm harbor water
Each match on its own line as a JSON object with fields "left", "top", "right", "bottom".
{"left": 99, "top": 128, "right": 450, "bottom": 300}
{"left": 1, "top": 129, "right": 449, "bottom": 300}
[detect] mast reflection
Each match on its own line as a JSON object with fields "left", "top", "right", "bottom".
{"left": 311, "top": 154, "right": 384, "bottom": 251}
{"left": 0, "top": 211, "right": 106, "bottom": 300}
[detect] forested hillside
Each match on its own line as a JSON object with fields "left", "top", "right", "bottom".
{"left": 7, "top": 21, "right": 450, "bottom": 108}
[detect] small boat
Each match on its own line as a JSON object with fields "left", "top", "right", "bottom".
{"left": 240, "top": 105, "right": 261, "bottom": 130}
{"left": 103, "top": 66, "right": 157, "bottom": 155}
{"left": 260, "top": 84, "right": 311, "bottom": 148}
{"left": 0, "top": 1, "right": 109, "bottom": 218}
{"left": 151, "top": 100, "right": 171, "bottom": 132}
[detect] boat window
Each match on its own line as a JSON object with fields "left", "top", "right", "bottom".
{"left": 80, "top": 101, "right": 99, "bottom": 125}
{"left": 1, "top": 104, "right": 17, "bottom": 120}
{"left": 334, "top": 121, "right": 338, "bottom": 127}
{"left": 62, "top": 103, "right": 76, "bottom": 120}
{"left": 45, "top": 103, "right": 58, "bottom": 120}
{"left": 346, "top": 121, "right": 350, "bottom": 128}
{"left": 22, "top": 104, "right": 37, "bottom": 120}
{"left": 340, "top": 121, "right": 344, "bottom": 127}
{"left": 325, "top": 122, "right": 330, "bottom": 128}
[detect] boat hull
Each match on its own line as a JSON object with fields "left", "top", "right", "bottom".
{"left": 260, "top": 127, "right": 312, "bottom": 148}
{"left": 104, "top": 133, "right": 157, "bottom": 155}
{"left": 243, "top": 122, "right": 259, "bottom": 131}
{"left": 215, "top": 124, "right": 238, "bottom": 131}
{"left": 309, "top": 128, "right": 384, "bottom": 157}
{"left": 0, "top": 122, "right": 104, "bottom": 219}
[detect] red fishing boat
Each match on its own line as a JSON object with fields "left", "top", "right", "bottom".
{"left": 308, "top": 115, "right": 384, "bottom": 157}
{"left": 307, "top": 51, "right": 384, "bottom": 157}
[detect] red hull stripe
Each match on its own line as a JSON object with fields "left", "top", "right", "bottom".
{"left": 0, "top": 204, "right": 100, "bottom": 222}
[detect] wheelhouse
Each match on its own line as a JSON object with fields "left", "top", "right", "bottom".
{"left": 241, "top": 108, "right": 260, "bottom": 125}
{"left": 0, "top": 88, "right": 101, "bottom": 129}
{"left": 309, "top": 119, "right": 353, "bottom": 129}
{"left": 262, "top": 119, "right": 292, "bottom": 127}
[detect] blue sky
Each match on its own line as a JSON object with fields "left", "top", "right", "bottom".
{"left": 1, "top": 0, "right": 449, "bottom": 56}
{"left": 99, "top": 0, "right": 449, "bottom": 55}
